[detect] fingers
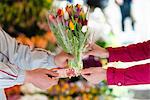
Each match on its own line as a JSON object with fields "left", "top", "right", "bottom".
{"left": 43, "top": 80, "right": 58, "bottom": 90}
{"left": 46, "top": 76, "right": 59, "bottom": 88}
{"left": 52, "top": 78, "right": 59, "bottom": 83}
{"left": 86, "top": 43, "right": 97, "bottom": 49}
{"left": 81, "top": 68, "right": 93, "bottom": 75}
{"left": 83, "top": 43, "right": 98, "bottom": 58}
{"left": 56, "top": 51, "right": 74, "bottom": 61}
{"left": 49, "top": 71, "right": 59, "bottom": 76}
{"left": 82, "top": 74, "right": 92, "bottom": 83}
{"left": 51, "top": 68, "right": 62, "bottom": 71}
{"left": 82, "top": 74, "right": 89, "bottom": 79}
{"left": 42, "top": 69, "right": 59, "bottom": 78}
{"left": 66, "top": 54, "right": 74, "bottom": 60}
{"left": 61, "top": 51, "right": 74, "bottom": 60}
{"left": 82, "top": 74, "right": 99, "bottom": 85}
{"left": 83, "top": 50, "right": 95, "bottom": 58}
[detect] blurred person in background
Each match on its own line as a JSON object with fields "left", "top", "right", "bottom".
{"left": 0, "top": 28, "right": 73, "bottom": 100}
{"left": 87, "top": 0, "right": 109, "bottom": 11}
{"left": 132, "top": 0, "right": 150, "bottom": 42}
{"left": 115, "top": 0, "right": 135, "bottom": 32}
{"left": 86, "top": 0, "right": 112, "bottom": 43}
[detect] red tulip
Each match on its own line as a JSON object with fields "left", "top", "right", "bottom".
{"left": 57, "top": 9, "right": 64, "bottom": 16}
{"left": 83, "top": 20, "right": 88, "bottom": 25}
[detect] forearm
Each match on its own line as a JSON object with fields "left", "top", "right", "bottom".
{"left": 107, "top": 63, "right": 150, "bottom": 86}
{"left": 24, "top": 70, "right": 33, "bottom": 84}
{"left": 107, "top": 40, "right": 150, "bottom": 62}
{"left": 0, "top": 29, "right": 57, "bottom": 70}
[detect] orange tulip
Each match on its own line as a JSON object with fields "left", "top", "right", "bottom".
{"left": 66, "top": 5, "right": 73, "bottom": 15}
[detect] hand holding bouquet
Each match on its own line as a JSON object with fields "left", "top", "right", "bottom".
{"left": 47, "top": 4, "right": 90, "bottom": 77}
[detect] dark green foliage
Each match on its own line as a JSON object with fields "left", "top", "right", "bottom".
{"left": 0, "top": 0, "right": 53, "bottom": 37}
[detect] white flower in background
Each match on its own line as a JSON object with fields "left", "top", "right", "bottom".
{"left": 20, "top": 95, "right": 32, "bottom": 100}
{"left": 64, "top": 11, "right": 69, "bottom": 20}
{"left": 21, "top": 83, "right": 46, "bottom": 94}
{"left": 20, "top": 94, "right": 48, "bottom": 100}
{"left": 81, "top": 25, "right": 88, "bottom": 33}
{"left": 32, "top": 94, "right": 49, "bottom": 100}
{"left": 76, "top": 81, "right": 84, "bottom": 90}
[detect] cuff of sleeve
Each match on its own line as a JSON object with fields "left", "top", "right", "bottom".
{"left": 48, "top": 55, "right": 58, "bottom": 69}
{"left": 107, "top": 47, "right": 116, "bottom": 62}
{"left": 15, "top": 70, "right": 25, "bottom": 85}
{"left": 107, "top": 67, "right": 125, "bottom": 86}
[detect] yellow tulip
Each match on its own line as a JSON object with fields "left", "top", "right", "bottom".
{"left": 69, "top": 21, "right": 74, "bottom": 30}
{"left": 80, "top": 11, "right": 84, "bottom": 17}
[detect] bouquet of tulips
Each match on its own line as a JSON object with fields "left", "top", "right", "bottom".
{"left": 47, "top": 4, "right": 90, "bottom": 76}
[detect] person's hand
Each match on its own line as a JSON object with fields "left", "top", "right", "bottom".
{"left": 84, "top": 43, "right": 109, "bottom": 58}
{"left": 81, "top": 67, "right": 106, "bottom": 84}
{"left": 54, "top": 51, "right": 74, "bottom": 68}
{"left": 24, "top": 68, "right": 59, "bottom": 90}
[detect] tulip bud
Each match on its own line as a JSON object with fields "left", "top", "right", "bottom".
{"left": 82, "top": 25, "right": 88, "bottom": 33}
{"left": 64, "top": 12, "right": 69, "bottom": 20}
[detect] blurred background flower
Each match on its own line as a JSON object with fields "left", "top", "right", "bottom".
{"left": 0, "top": 0, "right": 53, "bottom": 37}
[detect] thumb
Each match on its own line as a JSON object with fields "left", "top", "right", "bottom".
{"left": 60, "top": 51, "right": 74, "bottom": 60}
{"left": 65, "top": 53, "right": 74, "bottom": 60}
{"left": 82, "top": 74, "right": 90, "bottom": 80}
{"left": 46, "top": 70, "right": 59, "bottom": 77}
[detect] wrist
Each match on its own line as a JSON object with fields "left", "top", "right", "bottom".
{"left": 24, "top": 71, "right": 32, "bottom": 83}
{"left": 103, "top": 49, "right": 109, "bottom": 58}
{"left": 98, "top": 48, "right": 109, "bottom": 58}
